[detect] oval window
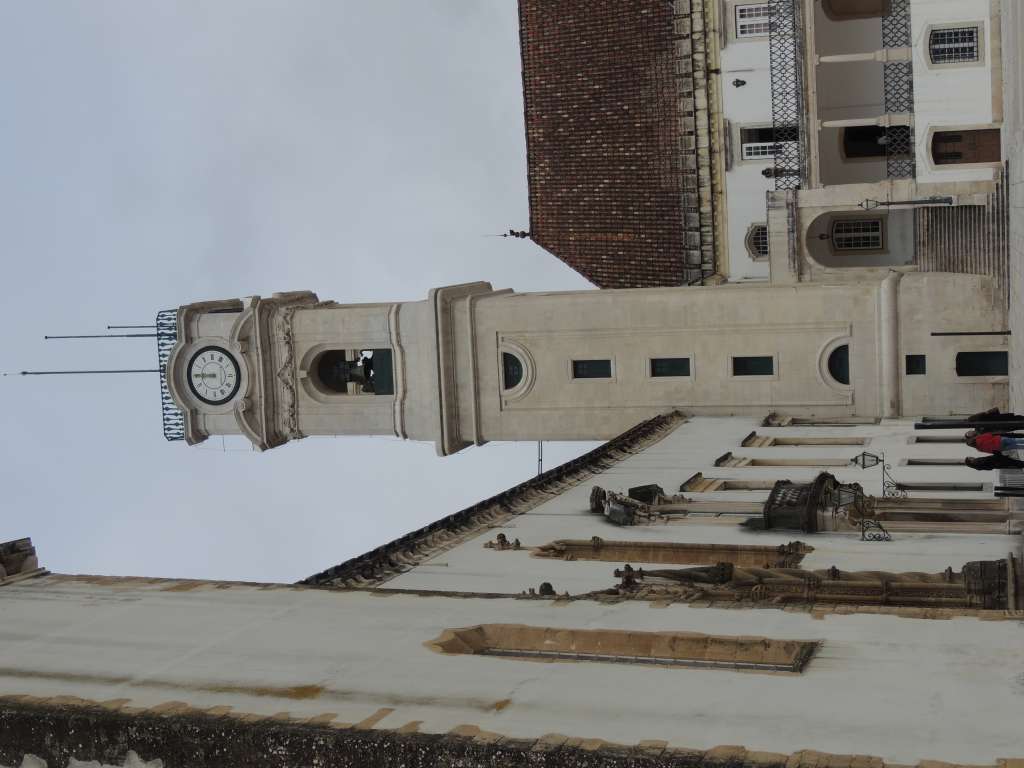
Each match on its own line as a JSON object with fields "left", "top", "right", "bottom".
{"left": 827, "top": 344, "right": 850, "bottom": 386}
{"left": 502, "top": 352, "right": 524, "bottom": 390}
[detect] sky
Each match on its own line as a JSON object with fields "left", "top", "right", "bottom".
{"left": 0, "top": 2, "right": 597, "bottom": 583}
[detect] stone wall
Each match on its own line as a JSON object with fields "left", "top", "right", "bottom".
{"left": 0, "top": 539, "right": 38, "bottom": 581}
{"left": 1, "top": 699, "right": 1019, "bottom": 768}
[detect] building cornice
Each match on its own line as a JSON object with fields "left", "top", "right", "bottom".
{"left": 299, "top": 410, "right": 687, "bottom": 588}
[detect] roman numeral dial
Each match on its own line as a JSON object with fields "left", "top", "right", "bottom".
{"left": 186, "top": 345, "right": 241, "bottom": 405}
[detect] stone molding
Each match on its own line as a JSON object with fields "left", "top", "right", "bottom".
{"left": 300, "top": 411, "right": 687, "bottom": 587}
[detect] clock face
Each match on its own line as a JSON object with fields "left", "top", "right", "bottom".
{"left": 187, "top": 346, "right": 241, "bottom": 405}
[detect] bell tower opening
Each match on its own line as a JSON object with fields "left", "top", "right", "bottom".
{"left": 312, "top": 349, "right": 394, "bottom": 396}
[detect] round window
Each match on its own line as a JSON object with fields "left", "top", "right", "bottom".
{"left": 502, "top": 352, "right": 524, "bottom": 390}
{"left": 827, "top": 344, "right": 850, "bottom": 386}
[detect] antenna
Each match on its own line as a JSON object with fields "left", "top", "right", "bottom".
{"left": 44, "top": 333, "right": 157, "bottom": 339}
{"left": 12, "top": 369, "right": 160, "bottom": 376}
{"left": 484, "top": 230, "right": 532, "bottom": 239}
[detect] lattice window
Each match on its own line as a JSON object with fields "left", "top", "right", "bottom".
{"left": 736, "top": 3, "right": 771, "bottom": 38}
{"left": 745, "top": 224, "right": 769, "bottom": 259}
{"left": 832, "top": 219, "right": 883, "bottom": 251}
{"left": 743, "top": 142, "right": 776, "bottom": 160}
{"left": 929, "top": 27, "right": 979, "bottom": 64}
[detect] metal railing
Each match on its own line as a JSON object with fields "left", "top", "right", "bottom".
{"left": 882, "top": 0, "right": 915, "bottom": 177}
{"left": 156, "top": 309, "right": 185, "bottom": 441}
{"left": 768, "top": 0, "right": 807, "bottom": 189}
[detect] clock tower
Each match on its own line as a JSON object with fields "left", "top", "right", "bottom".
{"left": 166, "top": 283, "right": 497, "bottom": 455}
{"left": 166, "top": 273, "right": 1009, "bottom": 454}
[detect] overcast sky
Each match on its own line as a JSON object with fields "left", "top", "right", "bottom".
{"left": 0, "top": 2, "right": 597, "bottom": 583}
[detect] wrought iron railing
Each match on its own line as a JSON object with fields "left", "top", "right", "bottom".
{"left": 882, "top": 0, "right": 915, "bottom": 178}
{"left": 768, "top": 0, "right": 807, "bottom": 190}
{"left": 156, "top": 309, "right": 185, "bottom": 441}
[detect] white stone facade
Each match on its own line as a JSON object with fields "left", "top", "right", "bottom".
{"left": 2, "top": 417, "right": 1021, "bottom": 765}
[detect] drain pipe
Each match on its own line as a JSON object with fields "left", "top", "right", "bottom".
{"left": 879, "top": 271, "right": 903, "bottom": 419}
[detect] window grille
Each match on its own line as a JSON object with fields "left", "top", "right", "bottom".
{"left": 736, "top": 4, "right": 771, "bottom": 37}
{"left": 746, "top": 224, "right": 769, "bottom": 259}
{"left": 832, "top": 219, "right": 883, "bottom": 251}
{"left": 928, "top": 27, "right": 979, "bottom": 64}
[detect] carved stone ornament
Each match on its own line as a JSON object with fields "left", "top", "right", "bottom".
{"left": 254, "top": 292, "right": 321, "bottom": 446}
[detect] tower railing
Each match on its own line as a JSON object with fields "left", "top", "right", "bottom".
{"left": 156, "top": 309, "right": 185, "bottom": 441}
{"left": 881, "top": 0, "right": 915, "bottom": 178}
{"left": 768, "top": 0, "right": 807, "bottom": 190}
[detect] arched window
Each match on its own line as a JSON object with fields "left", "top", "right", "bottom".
{"left": 312, "top": 349, "right": 394, "bottom": 395}
{"left": 316, "top": 350, "right": 354, "bottom": 393}
{"left": 955, "top": 351, "right": 1007, "bottom": 377}
{"left": 932, "top": 130, "right": 1000, "bottom": 165}
{"left": 827, "top": 344, "right": 851, "bottom": 386}
{"left": 929, "top": 27, "right": 979, "bottom": 65}
{"left": 745, "top": 224, "right": 769, "bottom": 260}
{"left": 832, "top": 219, "right": 883, "bottom": 251}
{"left": 502, "top": 352, "right": 524, "bottom": 390}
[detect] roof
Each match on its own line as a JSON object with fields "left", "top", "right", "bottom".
{"left": 519, "top": 0, "right": 717, "bottom": 288}
{"left": 300, "top": 411, "right": 685, "bottom": 587}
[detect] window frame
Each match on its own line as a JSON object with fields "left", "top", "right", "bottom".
{"left": 570, "top": 358, "right": 615, "bottom": 381}
{"left": 729, "top": 354, "right": 778, "bottom": 381}
{"left": 831, "top": 218, "right": 884, "bottom": 253}
{"left": 649, "top": 356, "right": 693, "bottom": 379}
{"left": 954, "top": 350, "right": 1008, "bottom": 381}
{"left": 734, "top": 3, "right": 771, "bottom": 39}
{"left": 745, "top": 223, "right": 770, "bottom": 261}
{"left": 926, "top": 24, "right": 983, "bottom": 68}
{"left": 498, "top": 339, "right": 537, "bottom": 403}
{"left": 905, "top": 354, "right": 927, "bottom": 376}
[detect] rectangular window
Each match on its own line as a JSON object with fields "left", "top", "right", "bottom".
{"left": 735, "top": 3, "right": 771, "bottom": 38}
{"left": 742, "top": 142, "right": 776, "bottom": 160}
{"left": 429, "top": 625, "right": 819, "bottom": 674}
{"left": 955, "top": 351, "right": 1008, "bottom": 377}
{"left": 929, "top": 27, "right": 979, "bottom": 64}
{"left": 843, "top": 126, "right": 889, "bottom": 159}
{"left": 651, "top": 357, "right": 691, "bottom": 377}
{"left": 739, "top": 126, "right": 783, "bottom": 162}
{"left": 905, "top": 354, "right": 927, "bottom": 375}
{"left": 572, "top": 359, "right": 612, "bottom": 379}
{"left": 832, "top": 219, "right": 883, "bottom": 251}
{"left": 534, "top": 539, "right": 810, "bottom": 567}
{"left": 732, "top": 356, "right": 774, "bottom": 376}
{"left": 897, "top": 482, "right": 984, "bottom": 492}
